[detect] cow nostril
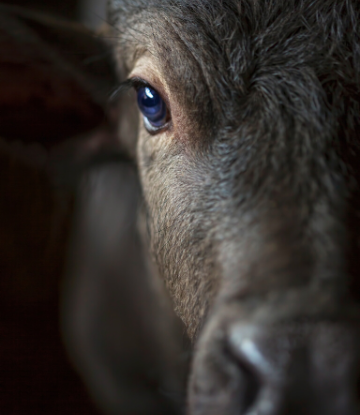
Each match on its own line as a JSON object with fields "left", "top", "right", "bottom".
{"left": 224, "top": 339, "right": 262, "bottom": 413}
{"left": 236, "top": 353, "right": 261, "bottom": 412}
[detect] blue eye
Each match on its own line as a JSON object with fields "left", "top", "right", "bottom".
{"left": 137, "top": 86, "right": 167, "bottom": 129}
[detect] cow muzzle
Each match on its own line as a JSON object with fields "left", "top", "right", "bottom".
{"left": 188, "top": 304, "right": 360, "bottom": 415}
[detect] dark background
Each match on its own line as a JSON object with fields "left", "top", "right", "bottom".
{"left": 0, "top": 0, "right": 107, "bottom": 414}
{"left": 1, "top": 0, "right": 80, "bottom": 20}
{"left": 0, "top": 0, "right": 107, "bottom": 28}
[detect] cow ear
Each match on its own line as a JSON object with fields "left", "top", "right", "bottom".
{"left": 62, "top": 161, "right": 189, "bottom": 415}
{"left": 0, "top": 4, "right": 128, "bottom": 170}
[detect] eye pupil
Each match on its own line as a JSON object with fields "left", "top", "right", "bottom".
{"left": 137, "top": 86, "right": 167, "bottom": 128}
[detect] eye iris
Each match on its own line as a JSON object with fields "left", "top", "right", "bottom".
{"left": 137, "top": 87, "right": 167, "bottom": 127}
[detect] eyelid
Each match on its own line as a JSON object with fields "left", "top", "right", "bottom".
{"left": 127, "top": 77, "right": 153, "bottom": 91}
{"left": 111, "top": 73, "right": 171, "bottom": 110}
{"left": 108, "top": 77, "right": 153, "bottom": 103}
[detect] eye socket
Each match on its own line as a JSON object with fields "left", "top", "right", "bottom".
{"left": 137, "top": 86, "right": 168, "bottom": 132}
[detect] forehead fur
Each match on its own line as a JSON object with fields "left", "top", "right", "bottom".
{"left": 109, "top": 0, "right": 360, "bottom": 131}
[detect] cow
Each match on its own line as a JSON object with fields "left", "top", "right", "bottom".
{"left": 62, "top": 1, "right": 360, "bottom": 414}
{"left": 1, "top": 1, "right": 360, "bottom": 415}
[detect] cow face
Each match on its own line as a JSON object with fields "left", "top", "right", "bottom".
{"left": 107, "top": 1, "right": 360, "bottom": 414}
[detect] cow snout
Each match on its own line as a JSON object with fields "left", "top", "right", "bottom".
{"left": 189, "top": 319, "right": 360, "bottom": 415}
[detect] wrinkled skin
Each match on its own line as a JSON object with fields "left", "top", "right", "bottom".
{"left": 104, "top": 1, "right": 360, "bottom": 414}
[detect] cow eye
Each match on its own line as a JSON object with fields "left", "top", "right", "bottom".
{"left": 137, "top": 86, "right": 168, "bottom": 132}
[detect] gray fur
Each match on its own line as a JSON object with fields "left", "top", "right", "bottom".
{"left": 69, "top": 1, "right": 360, "bottom": 414}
